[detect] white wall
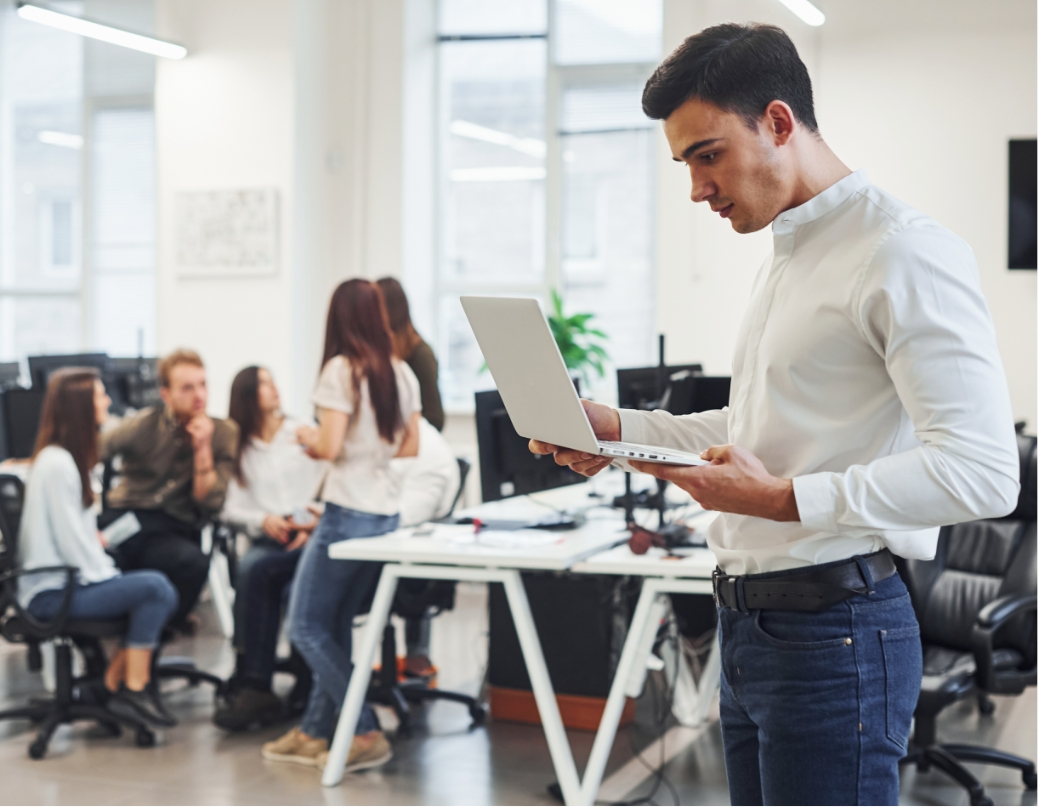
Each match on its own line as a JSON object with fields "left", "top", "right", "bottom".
{"left": 154, "top": 0, "right": 407, "bottom": 417}
{"left": 656, "top": 0, "right": 1037, "bottom": 429}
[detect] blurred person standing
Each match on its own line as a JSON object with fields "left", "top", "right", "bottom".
{"left": 262, "top": 279, "right": 421, "bottom": 774}
{"left": 377, "top": 277, "right": 445, "bottom": 431}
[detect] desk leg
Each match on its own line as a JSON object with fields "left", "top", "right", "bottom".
{"left": 321, "top": 566, "right": 399, "bottom": 788}
{"left": 501, "top": 570, "right": 582, "bottom": 806}
{"left": 690, "top": 631, "right": 721, "bottom": 726}
{"left": 578, "top": 579, "right": 662, "bottom": 806}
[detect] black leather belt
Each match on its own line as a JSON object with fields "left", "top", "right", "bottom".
{"left": 712, "top": 549, "right": 897, "bottom": 612}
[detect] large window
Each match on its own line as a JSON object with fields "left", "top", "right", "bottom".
{"left": 435, "top": 0, "right": 662, "bottom": 410}
{"left": 0, "top": 1, "right": 156, "bottom": 368}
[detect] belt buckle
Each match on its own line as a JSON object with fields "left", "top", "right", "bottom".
{"left": 711, "top": 568, "right": 724, "bottom": 607}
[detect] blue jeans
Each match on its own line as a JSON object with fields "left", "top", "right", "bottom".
{"left": 287, "top": 503, "right": 398, "bottom": 741}
{"left": 28, "top": 570, "right": 178, "bottom": 649}
{"left": 718, "top": 567, "right": 922, "bottom": 805}
{"left": 234, "top": 540, "right": 302, "bottom": 688}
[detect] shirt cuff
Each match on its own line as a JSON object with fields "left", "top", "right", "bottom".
{"left": 792, "top": 472, "right": 840, "bottom": 534}
{"left": 616, "top": 408, "right": 649, "bottom": 444}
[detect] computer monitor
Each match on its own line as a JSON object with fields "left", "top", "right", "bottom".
{"left": 475, "top": 388, "right": 584, "bottom": 503}
{"left": 616, "top": 364, "right": 702, "bottom": 413}
{"left": 0, "top": 362, "right": 20, "bottom": 391}
{"left": 689, "top": 376, "right": 731, "bottom": 413}
{"left": 0, "top": 388, "right": 45, "bottom": 460}
{"left": 108, "top": 357, "right": 161, "bottom": 414}
{"left": 28, "top": 353, "right": 110, "bottom": 391}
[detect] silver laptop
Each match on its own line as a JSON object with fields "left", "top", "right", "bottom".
{"left": 461, "top": 296, "right": 708, "bottom": 467}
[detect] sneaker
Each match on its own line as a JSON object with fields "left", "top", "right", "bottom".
{"left": 214, "top": 686, "right": 283, "bottom": 732}
{"left": 317, "top": 731, "right": 393, "bottom": 773}
{"left": 108, "top": 684, "right": 177, "bottom": 728}
{"left": 261, "top": 727, "right": 328, "bottom": 766}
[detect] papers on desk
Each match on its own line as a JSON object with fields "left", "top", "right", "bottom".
{"left": 407, "top": 524, "right": 563, "bottom": 549}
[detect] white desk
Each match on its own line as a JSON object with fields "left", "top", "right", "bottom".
{"left": 570, "top": 532, "right": 722, "bottom": 805}
{"left": 320, "top": 481, "right": 630, "bottom": 801}
{"left": 320, "top": 476, "right": 723, "bottom": 806}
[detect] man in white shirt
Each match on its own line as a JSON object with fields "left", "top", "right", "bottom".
{"left": 532, "top": 23, "right": 1019, "bottom": 806}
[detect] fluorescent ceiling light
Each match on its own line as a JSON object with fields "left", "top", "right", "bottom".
{"left": 450, "top": 120, "right": 546, "bottom": 159}
{"left": 450, "top": 166, "right": 547, "bottom": 182}
{"left": 776, "top": 0, "right": 825, "bottom": 26}
{"left": 38, "top": 131, "right": 83, "bottom": 149}
{"left": 17, "top": 2, "right": 187, "bottom": 59}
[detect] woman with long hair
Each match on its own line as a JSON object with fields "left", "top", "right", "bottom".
{"left": 376, "top": 277, "right": 444, "bottom": 431}
{"left": 214, "top": 366, "right": 326, "bottom": 731}
{"left": 18, "top": 368, "right": 178, "bottom": 728}
{"left": 262, "top": 279, "right": 420, "bottom": 773}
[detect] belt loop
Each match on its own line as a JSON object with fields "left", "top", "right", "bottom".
{"left": 735, "top": 576, "right": 749, "bottom": 613}
{"left": 854, "top": 555, "right": 876, "bottom": 595}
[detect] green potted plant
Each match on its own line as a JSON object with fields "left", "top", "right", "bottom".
{"left": 546, "top": 289, "right": 609, "bottom": 385}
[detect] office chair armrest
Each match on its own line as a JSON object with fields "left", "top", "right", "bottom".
{"left": 0, "top": 565, "right": 79, "bottom": 640}
{"left": 970, "top": 593, "right": 1037, "bottom": 691}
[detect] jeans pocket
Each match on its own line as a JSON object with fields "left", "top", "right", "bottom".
{"left": 880, "top": 624, "right": 922, "bottom": 750}
{"left": 752, "top": 609, "right": 854, "bottom": 650}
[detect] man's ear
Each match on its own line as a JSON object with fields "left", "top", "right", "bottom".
{"left": 159, "top": 386, "right": 171, "bottom": 408}
{"left": 763, "top": 100, "right": 796, "bottom": 146}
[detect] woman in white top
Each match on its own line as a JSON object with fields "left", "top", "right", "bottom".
{"left": 18, "top": 368, "right": 178, "bottom": 729}
{"left": 214, "top": 366, "right": 327, "bottom": 731}
{"left": 262, "top": 279, "right": 420, "bottom": 773}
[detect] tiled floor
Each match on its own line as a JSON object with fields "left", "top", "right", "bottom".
{"left": 0, "top": 583, "right": 1034, "bottom": 806}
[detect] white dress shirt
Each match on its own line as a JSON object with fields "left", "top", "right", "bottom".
{"left": 18, "top": 446, "right": 119, "bottom": 608}
{"left": 221, "top": 417, "right": 328, "bottom": 538}
{"left": 391, "top": 418, "right": 461, "bottom": 527}
{"left": 618, "top": 170, "right": 1020, "bottom": 575}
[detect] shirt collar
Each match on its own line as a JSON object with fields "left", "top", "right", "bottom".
{"left": 772, "top": 169, "right": 870, "bottom": 235}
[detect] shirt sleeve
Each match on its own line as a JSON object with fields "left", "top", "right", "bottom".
{"left": 616, "top": 407, "right": 730, "bottom": 453}
{"left": 312, "top": 357, "right": 356, "bottom": 414}
{"left": 196, "top": 419, "right": 238, "bottom": 515}
{"left": 98, "top": 409, "right": 147, "bottom": 460}
{"left": 792, "top": 225, "right": 1020, "bottom": 533}
{"left": 40, "top": 451, "right": 115, "bottom": 583}
{"left": 221, "top": 475, "right": 267, "bottom": 537}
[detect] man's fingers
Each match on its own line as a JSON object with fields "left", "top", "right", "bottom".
{"left": 529, "top": 439, "right": 559, "bottom": 455}
{"left": 629, "top": 460, "right": 677, "bottom": 480}
{"left": 700, "top": 444, "right": 732, "bottom": 462}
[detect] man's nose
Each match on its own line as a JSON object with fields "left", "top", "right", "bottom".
{"left": 689, "top": 168, "right": 714, "bottom": 204}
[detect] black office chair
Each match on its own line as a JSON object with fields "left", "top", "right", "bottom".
{"left": 0, "top": 474, "right": 157, "bottom": 758}
{"left": 368, "top": 457, "right": 488, "bottom": 734}
{"left": 898, "top": 433, "right": 1037, "bottom": 806}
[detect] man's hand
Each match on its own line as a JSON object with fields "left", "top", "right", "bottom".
{"left": 285, "top": 530, "right": 311, "bottom": 552}
{"left": 630, "top": 445, "right": 800, "bottom": 522}
{"left": 262, "top": 514, "right": 292, "bottom": 544}
{"left": 186, "top": 414, "right": 215, "bottom": 453}
{"left": 528, "top": 399, "right": 621, "bottom": 477}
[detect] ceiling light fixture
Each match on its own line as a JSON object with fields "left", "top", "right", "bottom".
{"left": 776, "top": 0, "right": 825, "bottom": 27}
{"left": 17, "top": 2, "right": 187, "bottom": 59}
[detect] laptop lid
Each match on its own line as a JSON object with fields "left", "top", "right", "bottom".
{"left": 461, "top": 296, "right": 600, "bottom": 455}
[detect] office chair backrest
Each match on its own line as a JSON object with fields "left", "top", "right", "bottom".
{"left": 449, "top": 457, "right": 471, "bottom": 516}
{"left": 901, "top": 434, "right": 1037, "bottom": 663}
{"left": 0, "top": 474, "right": 25, "bottom": 578}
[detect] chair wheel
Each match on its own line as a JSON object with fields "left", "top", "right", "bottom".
{"left": 28, "top": 739, "right": 47, "bottom": 760}
{"left": 469, "top": 704, "right": 487, "bottom": 725}
{"left": 135, "top": 728, "right": 156, "bottom": 748}
{"left": 971, "top": 795, "right": 993, "bottom": 806}
{"left": 1023, "top": 770, "right": 1037, "bottom": 790}
{"left": 977, "top": 696, "right": 996, "bottom": 716}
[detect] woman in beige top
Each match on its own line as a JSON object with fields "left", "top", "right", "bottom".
{"left": 261, "top": 279, "right": 420, "bottom": 774}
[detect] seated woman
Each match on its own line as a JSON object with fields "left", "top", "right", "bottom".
{"left": 18, "top": 368, "right": 178, "bottom": 729}
{"left": 214, "top": 366, "right": 327, "bottom": 731}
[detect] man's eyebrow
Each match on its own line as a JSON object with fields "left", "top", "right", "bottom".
{"left": 674, "top": 138, "right": 722, "bottom": 161}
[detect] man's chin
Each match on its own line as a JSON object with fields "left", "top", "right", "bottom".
{"left": 730, "top": 215, "right": 769, "bottom": 235}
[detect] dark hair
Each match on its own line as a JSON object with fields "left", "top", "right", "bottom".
{"left": 34, "top": 368, "right": 101, "bottom": 507}
{"left": 158, "top": 348, "right": 204, "bottom": 388}
{"left": 228, "top": 365, "right": 263, "bottom": 484}
{"left": 642, "top": 23, "right": 818, "bottom": 132}
{"left": 321, "top": 279, "right": 403, "bottom": 444}
{"left": 376, "top": 277, "right": 422, "bottom": 359}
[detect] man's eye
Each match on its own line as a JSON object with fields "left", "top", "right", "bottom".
{"left": 700, "top": 152, "right": 717, "bottom": 163}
